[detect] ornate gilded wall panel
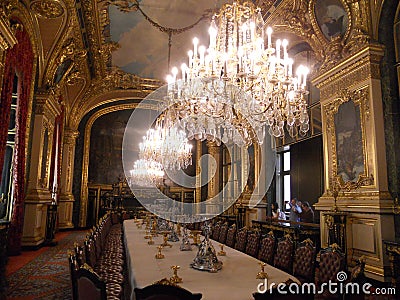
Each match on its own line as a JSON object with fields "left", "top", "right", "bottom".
{"left": 323, "top": 87, "right": 373, "bottom": 192}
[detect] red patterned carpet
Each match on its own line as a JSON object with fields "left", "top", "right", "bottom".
{"left": 6, "top": 230, "right": 87, "bottom": 300}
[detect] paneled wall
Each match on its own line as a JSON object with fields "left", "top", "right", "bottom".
{"left": 290, "top": 136, "right": 324, "bottom": 214}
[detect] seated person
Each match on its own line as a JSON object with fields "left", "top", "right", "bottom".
{"left": 271, "top": 202, "right": 286, "bottom": 220}
{"left": 300, "top": 201, "right": 314, "bottom": 223}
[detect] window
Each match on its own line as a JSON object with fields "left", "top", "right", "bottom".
{"left": 276, "top": 147, "right": 291, "bottom": 212}
{"left": 0, "top": 75, "right": 18, "bottom": 220}
{"left": 222, "top": 143, "right": 241, "bottom": 213}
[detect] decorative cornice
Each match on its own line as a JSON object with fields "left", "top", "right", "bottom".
{"left": 312, "top": 45, "right": 384, "bottom": 99}
{"left": 34, "top": 90, "right": 62, "bottom": 119}
{"left": 68, "top": 67, "right": 162, "bottom": 129}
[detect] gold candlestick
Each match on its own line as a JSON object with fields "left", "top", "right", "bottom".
{"left": 256, "top": 262, "right": 268, "bottom": 279}
{"left": 160, "top": 231, "right": 172, "bottom": 247}
{"left": 191, "top": 230, "right": 201, "bottom": 245}
{"left": 148, "top": 235, "right": 154, "bottom": 245}
{"left": 155, "top": 246, "right": 165, "bottom": 259}
{"left": 151, "top": 220, "right": 158, "bottom": 236}
{"left": 145, "top": 219, "right": 150, "bottom": 230}
{"left": 170, "top": 265, "right": 182, "bottom": 284}
{"left": 176, "top": 223, "right": 181, "bottom": 236}
{"left": 144, "top": 230, "right": 151, "bottom": 239}
{"left": 217, "top": 244, "right": 226, "bottom": 256}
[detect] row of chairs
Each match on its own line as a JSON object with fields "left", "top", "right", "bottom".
{"left": 68, "top": 212, "right": 125, "bottom": 300}
{"left": 211, "top": 222, "right": 365, "bottom": 299}
{"left": 211, "top": 222, "right": 320, "bottom": 282}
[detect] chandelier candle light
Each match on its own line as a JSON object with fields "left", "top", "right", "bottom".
{"left": 139, "top": 125, "right": 193, "bottom": 171}
{"left": 129, "top": 159, "right": 165, "bottom": 187}
{"left": 165, "top": 0, "right": 310, "bottom": 145}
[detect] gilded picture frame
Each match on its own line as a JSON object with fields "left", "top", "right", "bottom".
{"left": 324, "top": 88, "right": 371, "bottom": 187}
{"left": 309, "top": 0, "right": 351, "bottom": 43}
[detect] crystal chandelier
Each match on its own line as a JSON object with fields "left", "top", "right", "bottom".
{"left": 164, "top": 0, "right": 310, "bottom": 144}
{"left": 129, "top": 159, "right": 165, "bottom": 187}
{"left": 139, "top": 118, "right": 193, "bottom": 170}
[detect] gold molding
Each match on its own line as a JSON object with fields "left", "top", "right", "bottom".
{"left": 308, "top": 0, "right": 352, "bottom": 46}
{"left": 348, "top": 217, "right": 380, "bottom": 261}
{"left": 266, "top": 0, "right": 378, "bottom": 78}
{"left": 30, "top": 0, "right": 64, "bottom": 19}
{"left": 68, "top": 68, "right": 162, "bottom": 130}
{"left": 0, "top": 6, "right": 16, "bottom": 50}
{"left": 78, "top": 102, "right": 158, "bottom": 227}
{"left": 312, "top": 45, "right": 384, "bottom": 99}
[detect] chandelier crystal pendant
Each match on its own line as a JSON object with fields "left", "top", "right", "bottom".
{"left": 129, "top": 159, "right": 165, "bottom": 187}
{"left": 165, "top": 0, "right": 310, "bottom": 144}
{"left": 139, "top": 118, "right": 193, "bottom": 170}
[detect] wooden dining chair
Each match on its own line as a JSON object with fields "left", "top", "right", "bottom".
{"left": 292, "top": 239, "right": 316, "bottom": 283}
{"left": 314, "top": 244, "right": 345, "bottom": 300}
{"left": 273, "top": 234, "right": 294, "bottom": 273}
{"left": 218, "top": 222, "right": 229, "bottom": 244}
{"left": 234, "top": 227, "right": 248, "bottom": 252}
{"left": 257, "top": 231, "right": 276, "bottom": 264}
{"left": 225, "top": 224, "right": 237, "bottom": 248}
{"left": 134, "top": 282, "right": 202, "bottom": 300}
{"left": 75, "top": 264, "right": 107, "bottom": 300}
{"left": 245, "top": 230, "right": 261, "bottom": 257}
{"left": 212, "top": 221, "right": 222, "bottom": 240}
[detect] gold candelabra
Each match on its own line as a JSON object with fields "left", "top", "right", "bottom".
{"left": 170, "top": 265, "right": 182, "bottom": 284}
{"left": 148, "top": 235, "right": 154, "bottom": 245}
{"left": 256, "top": 262, "right": 268, "bottom": 279}
{"left": 144, "top": 230, "right": 151, "bottom": 239}
{"left": 155, "top": 246, "right": 165, "bottom": 259}
{"left": 160, "top": 231, "right": 172, "bottom": 248}
{"left": 151, "top": 220, "right": 158, "bottom": 236}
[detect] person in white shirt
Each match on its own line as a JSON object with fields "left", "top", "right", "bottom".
{"left": 271, "top": 202, "right": 286, "bottom": 220}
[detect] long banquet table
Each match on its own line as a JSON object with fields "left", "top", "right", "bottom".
{"left": 124, "top": 219, "right": 298, "bottom": 300}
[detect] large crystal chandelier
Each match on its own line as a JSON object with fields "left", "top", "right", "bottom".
{"left": 129, "top": 159, "right": 165, "bottom": 187}
{"left": 139, "top": 119, "right": 193, "bottom": 170}
{"left": 164, "top": 0, "right": 310, "bottom": 145}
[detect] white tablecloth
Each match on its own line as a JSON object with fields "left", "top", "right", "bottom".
{"left": 124, "top": 219, "right": 297, "bottom": 300}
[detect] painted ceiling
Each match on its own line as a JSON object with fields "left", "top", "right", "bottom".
{"left": 110, "top": 0, "right": 230, "bottom": 81}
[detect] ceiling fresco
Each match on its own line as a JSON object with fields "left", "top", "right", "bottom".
{"left": 109, "top": 0, "right": 230, "bottom": 81}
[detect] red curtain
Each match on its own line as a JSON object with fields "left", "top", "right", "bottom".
{"left": 49, "top": 105, "right": 64, "bottom": 202}
{"left": 0, "top": 21, "right": 34, "bottom": 255}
